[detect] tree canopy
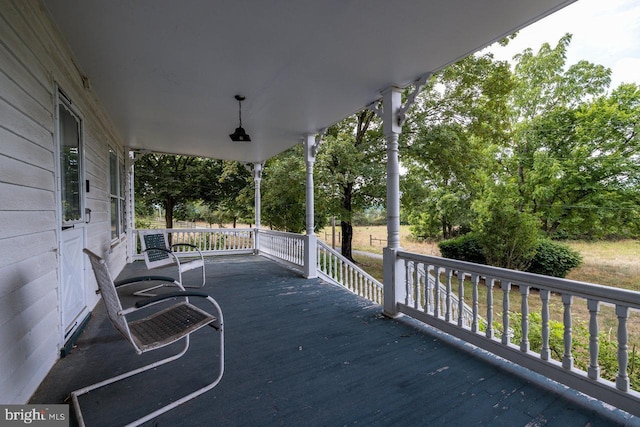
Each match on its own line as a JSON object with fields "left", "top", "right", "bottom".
{"left": 403, "top": 34, "right": 640, "bottom": 244}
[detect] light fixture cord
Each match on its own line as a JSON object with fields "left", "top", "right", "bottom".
{"left": 238, "top": 99, "right": 243, "bottom": 127}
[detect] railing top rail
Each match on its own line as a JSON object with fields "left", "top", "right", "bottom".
{"left": 397, "top": 250, "right": 640, "bottom": 308}
{"left": 134, "top": 228, "right": 254, "bottom": 233}
{"left": 259, "top": 229, "right": 306, "bottom": 239}
{"left": 317, "top": 240, "right": 382, "bottom": 289}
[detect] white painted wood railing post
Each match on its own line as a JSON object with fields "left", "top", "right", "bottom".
{"left": 471, "top": 274, "right": 480, "bottom": 333}
{"left": 616, "top": 305, "right": 630, "bottom": 391}
{"left": 502, "top": 281, "right": 511, "bottom": 345}
{"left": 486, "top": 278, "right": 494, "bottom": 339}
{"left": 520, "top": 285, "right": 530, "bottom": 352}
{"left": 540, "top": 290, "right": 551, "bottom": 361}
{"left": 587, "top": 299, "right": 600, "bottom": 380}
{"left": 562, "top": 294, "right": 574, "bottom": 369}
{"left": 444, "top": 268, "right": 452, "bottom": 322}
{"left": 457, "top": 273, "right": 465, "bottom": 327}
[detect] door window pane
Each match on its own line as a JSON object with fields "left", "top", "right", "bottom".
{"left": 59, "top": 102, "right": 82, "bottom": 224}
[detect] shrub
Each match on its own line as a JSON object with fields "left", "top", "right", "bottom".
{"left": 439, "top": 235, "right": 582, "bottom": 278}
{"left": 527, "top": 240, "right": 582, "bottom": 278}
{"left": 438, "top": 233, "right": 486, "bottom": 264}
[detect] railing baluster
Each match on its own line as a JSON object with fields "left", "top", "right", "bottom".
{"left": 445, "top": 268, "right": 452, "bottom": 322}
{"left": 426, "top": 265, "right": 434, "bottom": 315}
{"left": 434, "top": 267, "right": 441, "bottom": 318}
{"left": 457, "top": 272, "right": 465, "bottom": 327}
{"left": 616, "top": 305, "right": 630, "bottom": 392}
{"left": 471, "top": 274, "right": 479, "bottom": 333}
{"left": 486, "top": 277, "right": 494, "bottom": 339}
{"left": 520, "top": 285, "right": 530, "bottom": 352}
{"left": 540, "top": 290, "right": 551, "bottom": 361}
{"left": 406, "top": 261, "right": 413, "bottom": 306}
{"left": 502, "top": 281, "right": 511, "bottom": 345}
{"left": 562, "top": 294, "right": 574, "bottom": 369}
{"left": 587, "top": 299, "right": 600, "bottom": 380}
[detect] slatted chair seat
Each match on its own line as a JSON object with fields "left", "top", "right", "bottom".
{"left": 73, "top": 249, "right": 224, "bottom": 427}
{"left": 129, "top": 301, "right": 215, "bottom": 352}
{"left": 138, "top": 230, "right": 206, "bottom": 294}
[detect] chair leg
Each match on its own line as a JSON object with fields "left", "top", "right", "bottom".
{"left": 132, "top": 282, "right": 177, "bottom": 297}
{"left": 71, "top": 299, "right": 224, "bottom": 427}
{"left": 181, "top": 266, "right": 206, "bottom": 289}
{"left": 129, "top": 325, "right": 224, "bottom": 427}
{"left": 71, "top": 338, "right": 190, "bottom": 427}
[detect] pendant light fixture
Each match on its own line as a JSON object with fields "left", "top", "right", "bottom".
{"left": 229, "top": 95, "right": 251, "bottom": 142}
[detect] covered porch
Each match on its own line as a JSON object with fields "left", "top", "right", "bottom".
{"left": 4, "top": 0, "right": 636, "bottom": 422}
{"left": 31, "top": 254, "right": 631, "bottom": 426}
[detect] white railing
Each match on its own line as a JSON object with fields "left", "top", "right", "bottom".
{"left": 258, "top": 229, "right": 305, "bottom": 268}
{"left": 396, "top": 250, "right": 640, "bottom": 417}
{"left": 132, "top": 228, "right": 255, "bottom": 259}
{"left": 407, "top": 261, "right": 475, "bottom": 329}
{"left": 316, "top": 240, "right": 383, "bottom": 304}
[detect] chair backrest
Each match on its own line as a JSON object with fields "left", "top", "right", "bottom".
{"left": 139, "top": 231, "right": 174, "bottom": 269}
{"left": 83, "top": 249, "right": 134, "bottom": 343}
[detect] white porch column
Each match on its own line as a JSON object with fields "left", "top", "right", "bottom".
{"left": 125, "top": 148, "right": 136, "bottom": 262}
{"left": 251, "top": 162, "right": 263, "bottom": 254}
{"left": 303, "top": 134, "right": 321, "bottom": 278}
{"left": 380, "top": 86, "right": 405, "bottom": 317}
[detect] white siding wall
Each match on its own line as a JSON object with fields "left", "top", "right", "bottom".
{"left": 0, "top": 0, "right": 128, "bottom": 403}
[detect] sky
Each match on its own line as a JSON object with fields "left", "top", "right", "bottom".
{"left": 483, "top": 0, "right": 640, "bottom": 88}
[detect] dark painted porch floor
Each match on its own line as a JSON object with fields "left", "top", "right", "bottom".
{"left": 31, "top": 255, "right": 638, "bottom": 426}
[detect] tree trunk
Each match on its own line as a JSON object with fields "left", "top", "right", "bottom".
{"left": 164, "top": 198, "right": 174, "bottom": 229}
{"left": 341, "top": 220, "right": 354, "bottom": 262}
{"left": 165, "top": 198, "right": 175, "bottom": 245}
{"left": 341, "top": 183, "right": 355, "bottom": 262}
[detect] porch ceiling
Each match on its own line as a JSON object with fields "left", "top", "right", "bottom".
{"left": 43, "top": 0, "right": 575, "bottom": 163}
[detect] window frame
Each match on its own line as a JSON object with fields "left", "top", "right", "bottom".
{"left": 109, "top": 147, "right": 126, "bottom": 241}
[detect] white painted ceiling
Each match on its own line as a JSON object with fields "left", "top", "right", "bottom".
{"left": 44, "top": 0, "right": 575, "bottom": 163}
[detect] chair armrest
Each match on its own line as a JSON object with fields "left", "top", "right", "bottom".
{"left": 134, "top": 291, "right": 210, "bottom": 308}
{"left": 143, "top": 246, "right": 173, "bottom": 254}
{"left": 171, "top": 243, "right": 198, "bottom": 250}
{"left": 114, "top": 275, "right": 179, "bottom": 288}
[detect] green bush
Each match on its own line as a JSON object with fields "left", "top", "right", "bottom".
{"left": 527, "top": 240, "right": 582, "bottom": 278}
{"left": 438, "top": 233, "right": 486, "bottom": 264}
{"left": 439, "top": 235, "right": 582, "bottom": 278}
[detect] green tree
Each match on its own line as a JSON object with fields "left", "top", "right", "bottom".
{"left": 508, "top": 35, "right": 640, "bottom": 238}
{"left": 317, "top": 110, "right": 386, "bottom": 261}
{"left": 135, "top": 154, "right": 201, "bottom": 228}
{"left": 401, "top": 53, "right": 513, "bottom": 239}
{"left": 135, "top": 154, "right": 252, "bottom": 229}
{"left": 261, "top": 146, "right": 329, "bottom": 233}
{"left": 405, "top": 33, "right": 640, "bottom": 243}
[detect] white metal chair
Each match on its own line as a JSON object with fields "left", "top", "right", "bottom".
{"left": 138, "top": 230, "right": 206, "bottom": 294}
{"left": 73, "top": 249, "right": 224, "bottom": 427}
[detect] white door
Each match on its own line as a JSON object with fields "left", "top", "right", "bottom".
{"left": 57, "top": 93, "right": 88, "bottom": 339}
{"left": 60, "top": 227, "right": 86, "bottom": 336}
